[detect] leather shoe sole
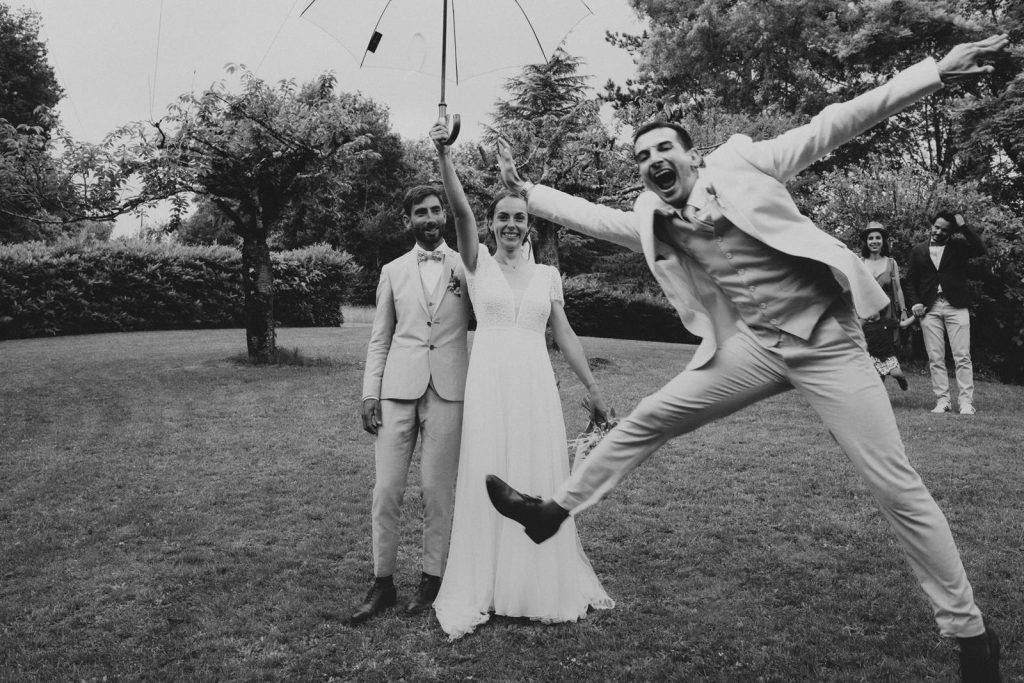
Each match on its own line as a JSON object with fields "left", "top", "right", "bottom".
{"left": 486, "top": 474, "right": 567, "bottom": 544}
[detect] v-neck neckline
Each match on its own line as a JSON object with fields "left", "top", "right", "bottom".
{"left": 494, "top": 255, "right": 540, "bottom": 324}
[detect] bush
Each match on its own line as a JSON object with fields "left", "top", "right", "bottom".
{"left": 806, "top": 160, "right": 1024, "bottom": 384}
{"left": 0, "top": 239, "right": 362, "bottom": 339}
{"left": 562, "top": 274, "right": 701, "bottom": 345}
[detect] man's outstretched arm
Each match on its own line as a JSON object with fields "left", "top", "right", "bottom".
{"left": 495, "top": 138, "right": 644, "bottom": 252}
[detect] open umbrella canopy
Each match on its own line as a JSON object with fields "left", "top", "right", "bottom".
{"left": 301, "top": 0, "right": 594, "bottom": 84}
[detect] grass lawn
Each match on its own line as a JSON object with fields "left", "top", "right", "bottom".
{"left": 1, "top": 326, "right": 1021, "bottom": 682}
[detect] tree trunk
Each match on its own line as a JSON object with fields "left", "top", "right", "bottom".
{"left": 533, "top": 217, "right": 560, "bottom": 270}
{"left": 241, "top": 234, "right": 276, "bottom": 363}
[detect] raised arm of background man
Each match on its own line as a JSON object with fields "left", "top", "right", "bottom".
{"left": 430, "top": 121, "right": 479, "bottom": 273}
{"left": 955, "top": 214, "right": 987, "bottom": 258}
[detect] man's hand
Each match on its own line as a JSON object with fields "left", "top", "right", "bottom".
{"left": 937, "top": 34, "right": 1009, "bottom": 84}
{"left": 495, "top": 138, "right": 530, "bottom": 195}
{"left": 912, "top": 303, "right": 926, "bottom": 317}
{"left": 361, "top": 398, "right": 382, "bottom": 435}
{"left": 429, "top": 122, "right": 451, "bottom": 154}
{"left": 955, "top": 213, "right": 966, "bottom": 229}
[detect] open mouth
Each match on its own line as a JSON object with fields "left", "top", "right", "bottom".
{"left": 652, "top": 167, "right": 677, "bottom": 191}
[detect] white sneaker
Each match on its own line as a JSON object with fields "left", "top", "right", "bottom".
{"left": 931, "top": 400, "right": 951, "bottom": 413}
{"left": 959, "top": 403, "right": 976, "bottom": 415}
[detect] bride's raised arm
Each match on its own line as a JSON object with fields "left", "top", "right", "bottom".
{"left": 430, "top": 121, "right": 479, "bottom": 273}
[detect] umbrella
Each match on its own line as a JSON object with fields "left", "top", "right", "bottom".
{"left": 300, "top": 0, "right": 594, "bottom": 143}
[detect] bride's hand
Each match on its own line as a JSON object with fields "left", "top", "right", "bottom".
{"left": 430, "top": 122, "right": 451, "bottom": 153}
{"left": 585, "top": 387, "right": 611, "bottom": 426}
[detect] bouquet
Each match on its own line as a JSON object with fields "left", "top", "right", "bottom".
{"left": 568, "top": 394, "right": 618, "bottom": 469}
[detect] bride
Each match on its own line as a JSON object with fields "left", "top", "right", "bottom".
{"left": 428, "top": 121, "right": 614, "bottom": 639}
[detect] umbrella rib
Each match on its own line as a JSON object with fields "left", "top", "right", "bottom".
{"left": 361, "top": 0, "right": 399, "bottom": 67}
{"left": 513, "top": 0, "right": 549, "bottom": 62}
{"left": 298, "top": 0, "right": 394, "bottom": 67}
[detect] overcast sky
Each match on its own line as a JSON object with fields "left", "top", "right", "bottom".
{"left": 13, "top": 0, "right": 646, "bottom": 234}
{"left": 16, "top": 0, "right": 645, "bottom": 141}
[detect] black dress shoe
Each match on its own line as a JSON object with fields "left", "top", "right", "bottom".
{"left": 485, "top": 475, "right": 569, "bottom": 544}
{"left": 959, "top": 628, "right": 1001, "bottom": 683}
{"left": 405, "top": 573, "right": 441, "bottom": 614}
{"left": 350, "top": 578, "right": 397, "bottom": 625}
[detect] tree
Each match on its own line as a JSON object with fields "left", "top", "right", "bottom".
{"left": 483, "top": 49, "right": 626, "bottom": 270}
{"left": 608, "top": 0, "right": 1018, "bottom": 175}
{"left": 0, "top": 4, "right": 62, "bottom": 131}
{"left": 106, "top": 68, "right": 395, "bottom": 362}
{"left": 0, "top": 4, "right": 72, "bottom": 242}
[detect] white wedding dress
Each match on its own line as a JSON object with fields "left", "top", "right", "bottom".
{"left": 433, "top": 249, "right": 613, "bottom": 640}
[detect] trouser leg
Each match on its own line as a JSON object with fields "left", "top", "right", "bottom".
{"left": 418, "top": 385, "right": 463, "bottom": 576}
{"left": 784, "top": 310, "right": 984, "bottom": 637}
{"left": 945, "top": 305, "right": 974, "bottom": 406}
{"left": 372, "top": 398, "right": 418, "bottom": 577}
{"left": 920, "top": 305, "right": 950, "bottom": 402}
{"left": 555, "top": 331, "right": 789, "bottom": 514}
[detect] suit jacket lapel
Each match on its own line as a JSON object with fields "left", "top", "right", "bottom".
{"left": 429, "top": 254, "right": 453, "bottom": 315}
{"left": 406, "top": 251, "right": 430, "bottom": 316}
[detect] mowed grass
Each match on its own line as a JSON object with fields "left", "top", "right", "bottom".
{"left": 1, "top": 326, "right": 1021, "bottom": 682}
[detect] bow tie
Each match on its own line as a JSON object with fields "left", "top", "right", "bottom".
{"left": 417, "top": 250, "right": 444, "bottom": 263}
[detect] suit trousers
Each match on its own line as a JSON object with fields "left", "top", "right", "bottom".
{"left": 372, "top": 385, "right": 462, "bottom": 577}
{"left": 920, "top": 296, "right": 974, "bottom": 406}
{"left": 556, "top": 306, "right": 984, "bottom": 637}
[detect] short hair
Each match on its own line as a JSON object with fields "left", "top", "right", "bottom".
{"left": 632, "top": 120, "right": 694, "bottom": 151}
{"left": 932, "top": 210, "right": 957, "bottom": 227}
{"left": 859, "top": 222, "right": 891, "bottom": 258}
{"left": 402, "top": 185, "right": 444, "bottom": 217}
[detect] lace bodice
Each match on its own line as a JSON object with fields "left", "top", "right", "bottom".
{"left": 467, "top": 250, "right": 563, "bottom": 334}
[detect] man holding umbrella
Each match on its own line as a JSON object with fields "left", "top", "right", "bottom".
{"left": 488, "top": 34, "right": 1009, "bottom": 681}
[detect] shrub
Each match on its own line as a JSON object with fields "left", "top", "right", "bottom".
{"left": 562, "top": 274, "right": 701, "bottom": 345}
{"left": 0, "top": 239, "right": 362, "bottom": 339}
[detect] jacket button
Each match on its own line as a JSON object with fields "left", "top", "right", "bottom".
{"left": 427, "top": 321, "right": 432, "bottom": 326}
{"left": 429, "top": 345, "right": 435, "bottom": 350}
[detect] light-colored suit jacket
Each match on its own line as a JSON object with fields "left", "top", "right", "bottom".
{"left": 362, "top": 248, "right": 471, "bottom": 401}
{"left": 529, "top": 58, "right": 943, "bottom": 371}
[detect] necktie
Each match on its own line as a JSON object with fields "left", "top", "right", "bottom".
{"left": 417, "top": 250, "right": 444, "bottom": 263}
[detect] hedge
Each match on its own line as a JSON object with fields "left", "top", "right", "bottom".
{"left": 0, "top": 239, "right": 362, "bottom": 340}
{"left": 562, "top": 274, "right": 701, "bottom": 345}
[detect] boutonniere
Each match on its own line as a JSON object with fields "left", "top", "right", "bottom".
{"left": 446, "top": 269, "right": 461, "bottom": 298}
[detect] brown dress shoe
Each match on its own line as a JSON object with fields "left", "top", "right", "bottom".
{"left": 350, "top": 577, "right": 397, "bottom": 625}
{"left": 405, "top": 573, "right": 441, "bottom": 614}
{"left": 959, "top": 628, "right": 1001, "bottom": 683}
{"left": 485, "top": 475, "right": 569, "bottom": 544}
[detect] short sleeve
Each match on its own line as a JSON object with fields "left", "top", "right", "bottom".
{"left": 548, "top": 266, "right": 564, "bottom": 305}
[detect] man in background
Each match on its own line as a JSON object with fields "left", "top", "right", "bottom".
{"left": 905, "top": 211, "right": 986, "bottom": 415}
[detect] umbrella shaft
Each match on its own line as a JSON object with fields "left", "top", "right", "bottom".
{"left": 440, "top": 0, "right": 448, "bottom": 105}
